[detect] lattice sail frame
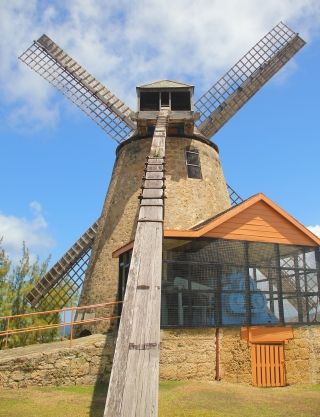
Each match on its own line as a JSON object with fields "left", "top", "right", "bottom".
{"left": 26, "top": 221, "right": 99, "bottom": 309}
{"left": 195, "top": 22, "right": 306, "bottom": 138}
{"left": 19, "top": 35, "right": 135, "bottom": 143}
{"left": 227, "top": 184, "right": 243, "bottom": 206}
{"left": 39, "top": 247, "right": 92, "bottom": 311}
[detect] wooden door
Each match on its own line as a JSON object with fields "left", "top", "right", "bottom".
{"left": 251, "top": 343, "right": 286, "bottom": 387}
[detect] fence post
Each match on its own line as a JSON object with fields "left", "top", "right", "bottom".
{"left": 69, "top": 309, "right": 74, "bottom": 347}
{"left": 4, "top": 317, "right": 10, "bottom": 349}
{"left": 62, "top": 310, "right": 66, "bottom": 340}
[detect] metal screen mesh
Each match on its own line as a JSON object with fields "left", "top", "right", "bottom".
{"left": 161, "top": 238, "right": 320, "bottom": 327}
{"left": 37, "top": 248, "right": 91, "bottom": 311}
{"left": 19, "top": 42, "right": 133, "bottom": 143}
{"left": 195, "top": 22, "right": 305, "bottom": 138}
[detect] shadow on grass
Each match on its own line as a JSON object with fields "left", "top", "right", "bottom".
{"left": 88, "top": 331, "right": 117, "bottom": 417}
{"left": 89, "top": 383, "right": 109, "bottom": 417}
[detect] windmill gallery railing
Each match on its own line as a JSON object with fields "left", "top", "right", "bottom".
{"left": 0, "top": 301, "right": 121, "bottom": 349}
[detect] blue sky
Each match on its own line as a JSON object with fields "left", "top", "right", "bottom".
{"left": 1, "top": 0, "right": 320, "bottom": 264}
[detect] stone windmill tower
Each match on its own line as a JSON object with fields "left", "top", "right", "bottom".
{"left": 19, "top": 22, "right": 309, "bottom": 416}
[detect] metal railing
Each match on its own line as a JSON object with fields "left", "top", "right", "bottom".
{"left": 0, "top": 301, "right": 122, "bottom": 349}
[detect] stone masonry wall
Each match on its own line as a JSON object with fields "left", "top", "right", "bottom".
{"left": 160, "top": 329, "right": 216, "bottom": 380}
{"left": 160, "top": 327, "right": 320, "bottom": 385}
{"left": 164, "top": 137, "right": 230, "bottom": 229}
{"left": 1, "top": 327, "right": 320, "bottom": 388}
{"left": 286, "top": 326, "right": 320, "bottom": 384}
{"left": 219, "top": 328, "right": 252, "bottom": 384}
{"left": 78, "top": 135, "right": 230, "bottom": 335}
{"left": 0, "top": 334, "right": 114, "bottom": 389}
{"left": 160, "top": 328, "right": 251, "bottom": 383}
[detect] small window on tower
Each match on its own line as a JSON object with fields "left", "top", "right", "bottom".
{"left": 171, "top": 91, "right": 191, "bottom": 111}
{"left": 161, "top": 92, "right": 169, "bottom": 106}
{"left": 185, "top": 147, "right": 202, "bottom": 179}
{"left": 140, "top": 92, "right": 160, "bottom": 111}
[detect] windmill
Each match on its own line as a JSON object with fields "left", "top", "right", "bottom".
{"left": 19, "top": 22, "right": 305, "bottom": 416}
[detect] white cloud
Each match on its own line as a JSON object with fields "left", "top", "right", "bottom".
{"left": 308, "top": 225, "right": 320, "bottom": 237}
{"left": 1, "top": 0, "right": 320, "bottom": 130}
{"left": 0, "top": 201, "right": 55, "bottom": 263}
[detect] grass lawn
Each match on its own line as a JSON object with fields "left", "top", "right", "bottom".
{"left": 0, "top": 381, "right": 319, "bottom": 417}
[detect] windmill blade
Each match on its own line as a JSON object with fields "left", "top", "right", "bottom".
{"left": 227, "top": 184, "right": 243, "bottom": 206}
{"left": 19, "top": 35, "right": 136, "bottom": 143}
{"left": 195, "top": 22, "right": 305, "bottom": 138}
{"left": 26, "top": 220, "right": 99, "bottom": 309}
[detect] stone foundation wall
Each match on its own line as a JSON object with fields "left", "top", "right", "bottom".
{"left": 1, "top": 327, "right": 319, "bottom": 388}
{"left": 160, "top": 328, "right": 251, "bottom": 383}
{"left": 219, "top": 328, "right": 252, "bottom": 384}
{"left": 160, "top": 327, "right": 320, "bottom": 385}
{"left": 160, "top": 329, "right": 216, "bottom": 380}
{"left": 0, "top": 334, "right": 114, "bottom": 389}
{"left": 286, "top": 326, "right": 320, "bottom": 384}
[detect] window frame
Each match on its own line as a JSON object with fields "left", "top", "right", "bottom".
{"left": 185, "top": 146, "right": 202, "bottom": 179}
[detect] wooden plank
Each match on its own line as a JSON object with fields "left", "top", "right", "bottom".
{"left": 261, "top": 344, "right": 266, "bottom": 387}
{"left": 120, "top": 222, "right": 162, "bottom": 416}
{"left": 112, "top": 241, "right": 134, "bottom": 258}
{"left": 146, "top": 165, "right": 163, "bottom": 172}
{"left": 251, "top": 345, "right": 257, "bottom": 386}
{"left": 218, "top": 218, "right": 300, "bottom": 228}
{"left": 270, "top": 345, "right": 275, "bottom": 386}
{"left": 104, "top": 109, "right": 168, "bottom": 417}
{"left": 279, "top": 344, "right": 286, "bottom": 386}
{"left": 265, "top": 345, "right": 271, "bottom": 387}
{"left": 145, "top": 172, "right": 164, "bottom": 180}
{"left": 241, "top": 326, "right": 293, "bottom": 344}
{"left": 212, "top": 222, "right": 310, "bottom": 236}
{"left": 139, "top": 206, "right": 163, "bottom": 222}
{"left": 142, "top": 189, "right": 163, "bottom": 199}
{"left": 274, "top": 345, "right": 280, "bottom": 386}
{"left": 205, "top": 230, "right": 293, "bottom": 241}
{"left": 212, "top": 222, "right": 311, "bottom": 238}
{"left": 164, "top": 228, "right": 310, "bottom": 245}
{"left": 143, "top": 179, "right": 163, "bottom": 189}
{"left": 205, "top": 230, "right": 313, "bottom": 246}
{"left": 140, "top": 199, "right": 163, "bottom": 207}
{"left": 256, "top": 345, "right": 262, "bottom": 387}
{"left": 147, "top": 158, "right": 164, "bottom": 164}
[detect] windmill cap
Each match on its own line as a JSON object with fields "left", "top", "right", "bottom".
{"left": 137, "top": 79, "right": 194, "bottom": 90}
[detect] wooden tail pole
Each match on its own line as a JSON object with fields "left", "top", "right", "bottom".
{"left": 104, "top": 109, "right": 169, "bottom": 417}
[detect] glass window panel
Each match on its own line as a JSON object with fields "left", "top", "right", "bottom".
{"left": 185, "top": 147, "right": 202, "bottom": 179}
{"left": 186, "top": 151, "right": 200, "bottom": 165}
{"left": 187, "top": 164, "right": 202, "bottom": 179}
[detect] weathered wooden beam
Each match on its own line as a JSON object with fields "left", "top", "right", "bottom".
{"left": 104, "top": 109, "right": 169, "bottom": 417}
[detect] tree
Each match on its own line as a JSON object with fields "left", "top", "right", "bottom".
{"left": 0, "top": 243, "right": 61, "bottom": 348}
